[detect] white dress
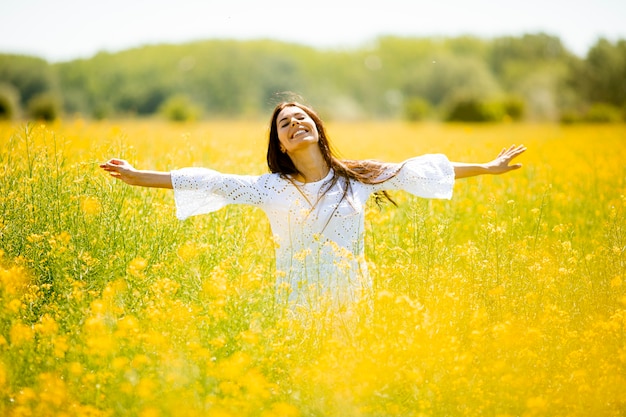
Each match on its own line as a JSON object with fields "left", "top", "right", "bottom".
{"left": 171, "top": 154, "right": 455, "bottom": 308}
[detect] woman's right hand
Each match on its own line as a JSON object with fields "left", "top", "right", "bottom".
{"left": 100, "top": 158, "right": 138, "bottom": 185}
{"left": 99, "top": 159, "right": 173, "bottom": 189}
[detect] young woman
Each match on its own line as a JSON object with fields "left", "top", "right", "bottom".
{"left": 101, "top": 101, "right": 526, "bottom": 309}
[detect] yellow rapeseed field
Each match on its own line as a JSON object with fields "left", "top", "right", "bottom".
{"left": 0, "top": 119, "right": 625, "bottom": 416}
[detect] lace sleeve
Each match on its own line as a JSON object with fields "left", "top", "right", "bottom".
{"left": 171, "top": 168, "right": 269, "bottom": 220}
{"left": 371, "top": 154, "right": 455, "bottom": 199}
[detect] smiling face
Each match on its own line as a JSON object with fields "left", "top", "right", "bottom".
{"left": 276, "top": 105, "right": 320, "bottom": 154}
{"left": 267, "top": 102, "right": 333, "bottom": 175}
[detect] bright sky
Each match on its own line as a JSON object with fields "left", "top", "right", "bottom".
{"left": 1, "top": 0, "right": 624, "bottom": 62}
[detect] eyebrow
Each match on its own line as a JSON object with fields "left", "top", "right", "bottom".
{"left": 278, "top": 111, "right": 305, "bottom": 125}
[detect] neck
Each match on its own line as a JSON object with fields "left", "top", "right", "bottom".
{"left": 288, "top": 147, "right": 330, "bottom": 183}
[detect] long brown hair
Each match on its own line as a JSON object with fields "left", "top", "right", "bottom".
{"left": 267, "top": 101, "right": 396, "bottom": 206}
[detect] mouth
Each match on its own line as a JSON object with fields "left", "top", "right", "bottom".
{"left": 292, "top": 128, "right": 309, "bottom": 139}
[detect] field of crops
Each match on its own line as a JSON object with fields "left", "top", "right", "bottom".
{"left": 1, "top": 119, "right": 625, "bottom": 416}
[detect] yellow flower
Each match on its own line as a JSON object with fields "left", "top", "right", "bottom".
{"left": 80, "top": 195, "right": 102, "bottom": 216}
{"left": 79, "top": 251, "right": 98, "bottom": 268}
{"left": 292, "top": 248, "right": 311, "bottom": 262}
{"left": 139, "top": 407, "right": 161, "bottom": 417}
{"left": 525, "top": 396, "right": 547, "bottom": 413}
{"left": 239, "top": 329, "right": 259, "bottom": 346}
{"left": 136, "top": 377, "right": 157, "bottom": 399}
{"left": 38, "top": 372, "right": 68, "bottom": 408}
{"left": 9, "top": 322, "right": 34, "bottom": 346}
{"left": 83, "top": 315, "right": 116, "bottom": 356}
{"left": 102, "top": 279, "right": 127, "bottom": 300}
{"left": 0, "top": 264, "right": 30, "bottom": 296}
{"left": 131, "top": 354, "right": 151, "bottom": 368}
{"left": 85, "top": 334, "right": 116, "bottom": 355}
{"left": 67, "top": 362, "right": 83, "bottom": 376}
{"left": 7, "top": 299, "right": 23, "bottom": 314}
{"left": 488, "top": 285, "right": 505, "bottom": 297}
{"left": 52, "top": 337, "right": 69, "bottom": 358}
{"left": 34, "top": 313, "right": 58, "bottom": 336}
{"left": 202, "top": 270, "right": 228, "bottom": 299}
{"left": 0, "top": 361, "right": 6, "bottom": 387}
{"left": 89, "top": 299, "right": 107, "bottom": 316}
{"left": 218, "top": 380, "right": 240, "bottom": 397}
{"left": 215, "top": 352, "right": 251, "bottom": 380}
{"left": 276, "top": 281, "right": 291, "bottom": 295}
{"left": 49, "top": 231, "right": 72, "bottom": 251}
{"left": 177, "top": 241, "right": 199, "bottom": 261}
{"left": 128, "top": 256, "right": 148, "bottom": 277}
{"left": 26, "top": 233, "right": 43, "bottom": 243}
{"left": 209, "top": 336, "right": 227, "bottom": 349}
{"left": 115, "top": 315, "right": 139, "bottom": 339}
{"left": 15, "top": 387, "right": 37, "bottom": 404}
{"left": 240, "top": 368, "right": 271, "bottom": 400}
{"left": 151, "top": 277, "right": 180, "bottom": 297}
{"left": 112, "top": 356, "right": 130, "bottom": 370}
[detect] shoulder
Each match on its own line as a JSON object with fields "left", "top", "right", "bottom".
{"left": 252, "top": 172, "right": 294, "bottom": 194}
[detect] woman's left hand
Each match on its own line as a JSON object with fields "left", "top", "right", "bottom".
{"left": 485, "top": 144, "right": 527, "bottom": 175}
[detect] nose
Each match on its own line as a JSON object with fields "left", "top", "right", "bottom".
{"left": 291, "top": 118, "right": 299, "bottom": 126}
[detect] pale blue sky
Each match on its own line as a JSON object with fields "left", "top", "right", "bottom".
{"left": 1, "top": 0, "right": 624, "bottom": 62}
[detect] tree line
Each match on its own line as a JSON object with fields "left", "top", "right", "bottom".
{"left": 0, "top": 33, "right": 624, "bottom": 122}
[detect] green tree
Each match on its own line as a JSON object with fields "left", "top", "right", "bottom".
{"left": 489, "top": 33, "right": 569, "bottom": 78}
{"left": 0, "top": 54, "right": 55, "bottom": 108}
{"left": 404, "top": 97, "right": 431, "bottom": 121}
{"left": 445, "top": 97, "right": 505, "bottom": 122}
{"left": 27, "top": 92, "right": 62, "bottom": 121}
{"left": 573, "top": 39, "right": 626, "bottom": 107}
{"left": 30, "top": 34, "right": 618, "bottom": 120}
{"left": 159, "top": 94, "right": 202, "bottom": 122}
{"left": 0, "top": 83, "right": 21, "bottom": 120}
{"left": 404, "top": 55, "right": 501, "bottom": 106}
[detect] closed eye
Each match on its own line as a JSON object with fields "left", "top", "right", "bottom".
{"left": 278, "top": 112, "right": 307, "bottom": 128}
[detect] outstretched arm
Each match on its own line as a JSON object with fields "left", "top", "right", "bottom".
{"left": 452, "top": 144, "right": 526, "bottom": 179}
{"left": 100, "top": 159, "right": 173, "bottom": 189}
